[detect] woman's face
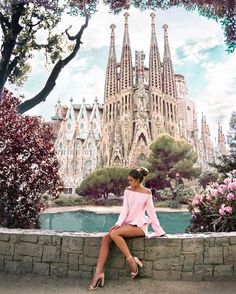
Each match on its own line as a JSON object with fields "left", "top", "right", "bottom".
{"left": 128, "top": 175, "right": 140, "bottom": 189}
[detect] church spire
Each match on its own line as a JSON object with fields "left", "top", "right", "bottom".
{"left": 162, "top": 24, "right": 176, "bottom": 98}
{"left": 119, "top": 12, "right": 133, "bottom": 92}
{"left": 149, "top": 12, "right": 162, "bottom": 91}
{"left": 104, "top": 24, "right": 118, "bottom": 100}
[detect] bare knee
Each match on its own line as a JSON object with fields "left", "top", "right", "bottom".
{"left": 109, "top": 230, "right": 118, "bottom": 240}
{"left": 102, "top": 233, "right": 111, "bottom": 245}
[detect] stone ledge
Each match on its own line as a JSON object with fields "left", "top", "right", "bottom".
{"left": 0, "top": 228, "right": 235, "bottom": 281}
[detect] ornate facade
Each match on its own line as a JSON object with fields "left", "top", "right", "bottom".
{"left": 49, "top": 13, "right": 227, "bottom": 193}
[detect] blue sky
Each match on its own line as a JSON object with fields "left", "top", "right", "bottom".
{"left": 10, "top": 3, "right": 236, "bottom": 141}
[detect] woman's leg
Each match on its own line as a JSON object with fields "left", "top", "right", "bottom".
{"left": 90, "top": 233, "right": 112, "bottom": 287}
{"left": 109, "top": 225, "right": 145, "bottom": 272}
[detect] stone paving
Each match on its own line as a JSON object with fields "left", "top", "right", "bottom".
{"left": 0, "top": 272, "right": 236, "bottom": 294}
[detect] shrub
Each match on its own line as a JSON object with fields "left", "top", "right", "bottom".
{"left": 77, "top": 167, "right": 130, "bottom": 199}
{"left": 0, "top": 90, "right": 63, "bottom": 228}
{"left": 187, "top": 170, "right": 236, "bottom": 232}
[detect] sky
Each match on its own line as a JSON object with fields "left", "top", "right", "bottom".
{"left": 9, "top": 3, "right": 236, "bottom": 142}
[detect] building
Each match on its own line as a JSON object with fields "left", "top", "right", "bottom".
{"left": 49, "top": 13, "right": 227, "bottom": 194}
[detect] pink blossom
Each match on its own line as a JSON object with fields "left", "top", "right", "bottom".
{"left": 228, "top": 182, "right": 236, "bottom": 190}
{"left": 192, "top": 193, "right": 203, "bottom": 206}
{"left": 227, "top": 193, "right": 235, "bottom": 201}
{"left": 219, "top": 204, "right": 225, "bottom": 216}
{"left": 224, "top": 178, "right": 232, "bottom": 185}
{"left": 211, "top": 189, "right": 218, "bottom": 197}
{"left": 232, "top": 170, "right": 236, "bottom": 177}
{"left": 225, "top": 206, "right": 233, "bottom": 214}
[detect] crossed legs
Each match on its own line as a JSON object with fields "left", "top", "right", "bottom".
{"left": 90, "top": 225, "right": 145, "bottom": 287}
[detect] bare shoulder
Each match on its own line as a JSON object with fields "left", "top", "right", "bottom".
{"left": 142, "top": 188, "right": 152, "bottom": 195}
{"left": 125, "top": 186, "right": 132, "bottom": 191}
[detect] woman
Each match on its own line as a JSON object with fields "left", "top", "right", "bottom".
{"left": 88, "top": 167, "right": 165, "bottom": 291}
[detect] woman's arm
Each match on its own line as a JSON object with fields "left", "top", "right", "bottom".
{"left": 115, "top": 190, "right": 129, "bottom": 226}
{"left": 146, "top": 194, "right": 165, "bottom": 236}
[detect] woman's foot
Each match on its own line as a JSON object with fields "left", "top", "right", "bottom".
{"left": 88, "top": 271, "right": 105, "bottom": 291}
{"left": 126, "top": 256, "right": 143, "bottom": 279}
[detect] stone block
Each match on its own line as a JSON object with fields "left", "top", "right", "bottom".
{"left": 50, "top": 263, "right": 68, "bottom": 277}
{"left": 18, "top": 256, "right": 33, "bottom": 273}
{"left": 132, "top": 238, "right": 145, "bottom": 251}
{"left": 142, "top": 260, "right": 153, "bottom": 277}
{"left": 183, "top": 254, "right": 195, "bottom": 267}
{"left": 68, "top": 253, "right": 79, "bottom": 271}
{"left": 67, "top": 270, "right": 80, "bottom": 278}
{"left": 38, "top": 235, "right": 52, "bottom": 245}
{"left": 106, "top": 256, "right": 125, "bottom": 269}
{"left": 84, "top": 237, "right": 102, "bottom": 247}
{"left": 42, "top": 246, "right": 60, "bottom": 262}
{"left": 33, "top": 262, "right": 50, "bottom": 275}
{"left": 104, "top": 268, "right": 119, "bottom": 280}
{"left": 19, "top": 234, "right": 38, "bottom": 243}
{"left": 14, "top": 243, "right": 42, "bottom": 258}
{"left": 84, "top": 245, "right": 99, "bottom": 258}
{"left": 62, "top": 236, "right": 83, "bottom": 253}
{"left": 0, "top": 255, "right": 4, "bottom": 271}
{"left": 153, "top": 270, "right": 181, "bottom": 281}
{"left": 77, "top": 271, "right": 92, "bottom": 279}
{"left": 4, "top": 260, "right": 18, "bottom": 273}
{"left": 182, "top": 239, "right": 204, "bottom": 254}
{"left": 214, "top": 265, "right": 233, "bottom": 276}
{"left": 223, "top": 245, "right": 236, "bottom": 263}
{"left": 205, "top": 237, "right": 215, "bottom": 247}
{"left": 84, "top": 256, "right": 97, "bottom": 266}
{"left": 204, "top": 247, "right": 223, "bottom": 264}
{"left": 51, "top": 236, "right": 61, "bottom": 246}
{"left": 60, "top": 253, "right": 68, "bottom": 263}
{"left": 229, "top": 236, "right": 236, "bottom": 245}
{"left": 194, "top": 265, "right": 213, "bottom": 276}
{"left": 79, "top": 264, "right": 93, "bottom": 272}
{"left": 195, "top": 254, "right": 204, "bottom": 265}
{"left": 10, "top": 234, "right": 20, "bottom": 243}
{"left": 0, "top": 234, "right": 9, "bottom": 242}
{"left": 153, "top": 258, "right": 171, "bottom": 270}
{"left": 215, "top": 237, "right": 229, "bottom": 247}
{"left": 0, "top": 242, "right": 14, "bottom": 256}
{"left": 171, "top": 255, "right": 184, "bottom": 266}
{"left": 181, "top": 271, "right": 193, "bottom": 281}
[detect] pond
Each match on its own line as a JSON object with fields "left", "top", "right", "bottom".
{"left": 40, "top": 210, "right": 191, "bottom": 234}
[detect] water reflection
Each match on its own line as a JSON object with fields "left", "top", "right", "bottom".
{"left": 40, "top": 211, "right": 191, "bottom": 234}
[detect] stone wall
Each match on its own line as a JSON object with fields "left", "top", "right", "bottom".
{"left": 0, "top": 228, "right": 235, "bottom": 281}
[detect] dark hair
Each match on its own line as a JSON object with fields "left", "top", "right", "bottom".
{"left": 128, "top": 167, "right": 149, "bottom": 183}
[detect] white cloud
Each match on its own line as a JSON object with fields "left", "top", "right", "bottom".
{"left": 195, "top": 54, "right": 236, "bottom": 139}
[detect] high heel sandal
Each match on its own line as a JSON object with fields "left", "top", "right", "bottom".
{"left": 126, "top": 256, "right": 143, "bottom": 279}
{"left": 88, "top": 272, "right": 105, "bottom": 291}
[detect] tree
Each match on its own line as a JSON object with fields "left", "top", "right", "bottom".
{"left": 212, "top": 111, "right": 236, "bottom": 176}
{"left": 0, "top": 1, "right": 235, "bottom": 115}
{"left": 77, "top": 167, "right": 130, "bottom": 199}
{"left": 0, "top": 89, "right": 63, "bottom": 229}
{"left": 145, "top": 134, "right": 201, "bottom": 202}
{"left": 199, "top": 171, "right": 219, "bottom": 189}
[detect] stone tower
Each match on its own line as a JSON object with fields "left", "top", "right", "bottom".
{"left": 100, "top": 13, "right": 179, "bottom": 168}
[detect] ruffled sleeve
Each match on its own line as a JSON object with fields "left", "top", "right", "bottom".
{"left": 146, "top": 194, "right": 165, "bottom": 237}
{"left": 115, "top": 190, "right": 129, "bottom": 226}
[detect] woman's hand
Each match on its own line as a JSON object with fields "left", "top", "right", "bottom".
{"left": 109, "top": 225, "right": 120, "bottom": 232}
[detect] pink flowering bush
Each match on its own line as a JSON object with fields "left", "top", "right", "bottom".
{"left": 187, "top": 170, "right": 236, "bottom": 232}
{"left": 0, "top": 90, "right": 63, "bottom": 228}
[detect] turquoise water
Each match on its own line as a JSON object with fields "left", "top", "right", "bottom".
{"left": 40, "top": 210, "right": 191, "bottom": 234}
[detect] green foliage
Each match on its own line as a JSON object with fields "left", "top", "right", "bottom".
{"left": 146, "top": 134, "right": 201, "bottom": 187}
{"left": 76, "top": 167, "right": 130, "bottom": 199}
{"left": 199, "top": 171, "right": 219, "bottom": 189}
{"left": 187, "top": 171, "right": 236, "bottom": 233}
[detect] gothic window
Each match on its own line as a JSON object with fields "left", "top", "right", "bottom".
{"left": 137, "top": 153, "right": 146, "bottom": 165}
{"left": 84, "top": 160, "right": 92, "bottom": 176}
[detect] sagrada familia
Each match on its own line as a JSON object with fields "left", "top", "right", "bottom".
{"left": 49, "top": 13, "right": 227, "bottom": 194}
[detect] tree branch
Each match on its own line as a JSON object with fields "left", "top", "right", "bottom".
{"left": 18, "top": 13, "right": 90, "bottom": 114}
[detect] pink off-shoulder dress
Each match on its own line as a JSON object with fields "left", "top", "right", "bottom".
{"left": 115, "top": 189, "right": 165, "bottom": 237}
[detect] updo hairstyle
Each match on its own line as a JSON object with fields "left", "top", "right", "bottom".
{"left": 128, "top": 167, "right": 149, "bottom": 183}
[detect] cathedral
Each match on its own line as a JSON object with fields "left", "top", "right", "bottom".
{"left": 49, "top": 13, "right": 227, "bottom": 194}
